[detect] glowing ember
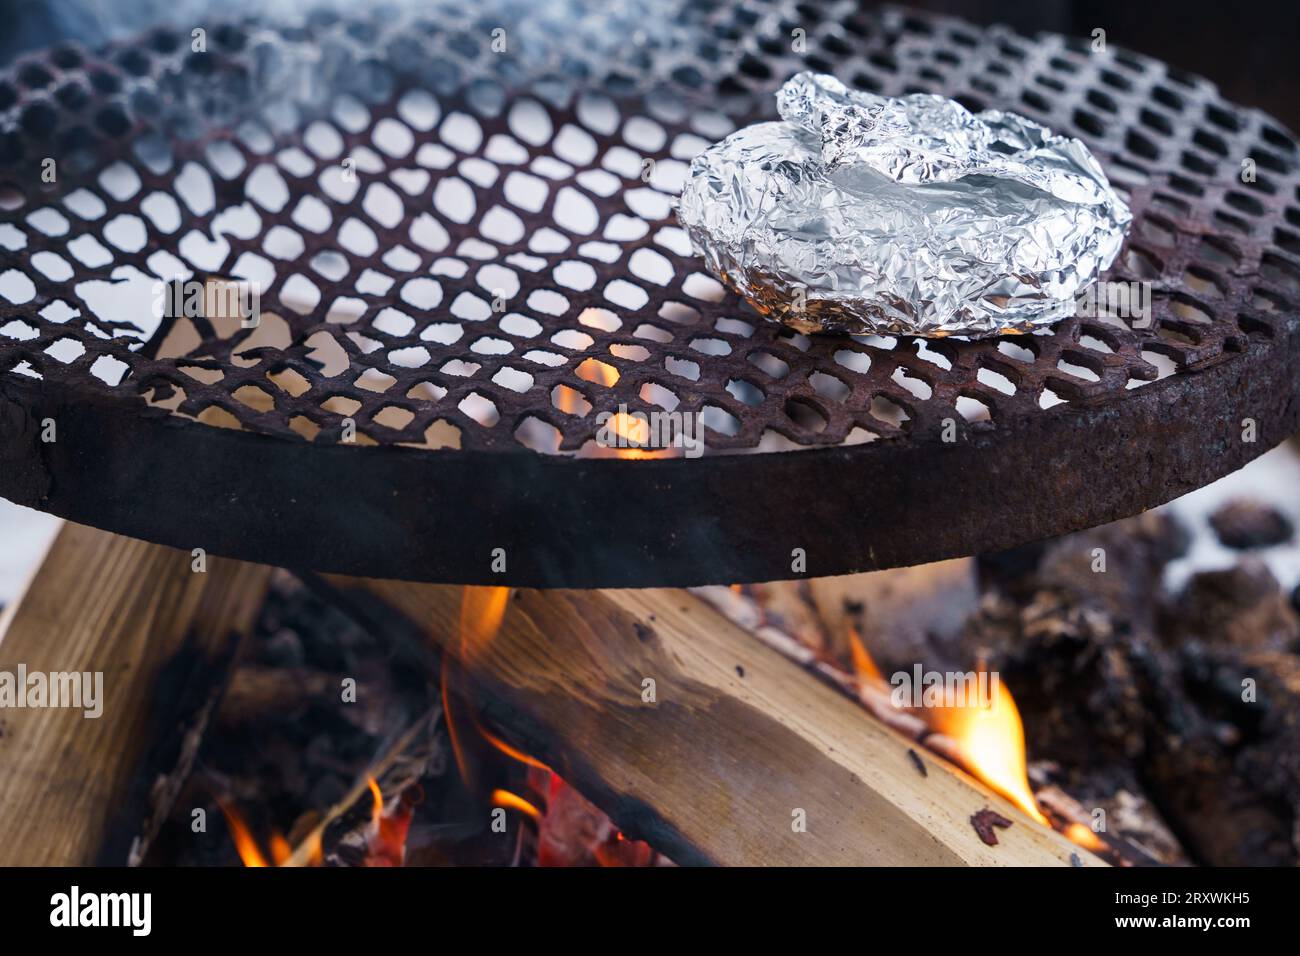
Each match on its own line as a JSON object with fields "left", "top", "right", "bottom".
{"left": 929, "top": 678, "right": 1049, "bottom": 826}
{"left": 529, "top": 769, "right": 658, "bottom": 867}
{"left": 363, "top": 777, "right": 414, "bottom": 867}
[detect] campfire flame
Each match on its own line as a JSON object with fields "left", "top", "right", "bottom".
{"left": 843, "top": 631, "right": 1053, "bottom": 830}
{"left": 491, "top": 788, "right": 542, "bottom": 822}
{"left": 445, "top": 586, "right": 551, "bottom": 785}
{"left": 478, "top": 724, "right": 551, "bottom": 771}
{"left": 442, "top": 586, "right": 659, "bottom": 866}
{"left": 269, "top": 832, "right": 292, "bottom": 866}
{"left": 221, "top": 803, "right": 271, "bottom": 868}
{"left": 929, "top": 678, "right": 1050, "bottom": 826}
{"left": 554, "top": 365, "right": 682, "bottom": 460}
{"left": 368, "top": 776, "right": 384, "bottom": 829}
{"left": 847, "top": 625, "right": 883, "bottom": 683}
{"left": 1065, "top": 822, "right": 1107, "bottom": 852}
{"left": 442, "top": 585, "right": 525, "bottom": 789}
{"left": 458, "top": 585, "right": 509, "bottom": 661}
{"left": 220, "top": 801, "right": 322, "bottom": 867}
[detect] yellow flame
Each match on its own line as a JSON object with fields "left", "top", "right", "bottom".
{"left": 930, "top": 678, "right": 1049, "bottom": 826}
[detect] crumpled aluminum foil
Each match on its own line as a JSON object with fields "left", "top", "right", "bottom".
{"left": 676, "top": 72, "right": 1132, "bottom": 338}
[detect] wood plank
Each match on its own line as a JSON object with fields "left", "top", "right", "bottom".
{"left": 322, "top": 577, "right": 1100, "bottom": 867}
{"left": 0, "top": 522, "right": 269, "bottom": 865}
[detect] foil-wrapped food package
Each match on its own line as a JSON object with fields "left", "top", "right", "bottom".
{"left": 676, "top": 72, "right": 1132, "bottom": 338}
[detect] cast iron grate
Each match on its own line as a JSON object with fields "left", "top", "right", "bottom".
{"left": 0, "top": 2, "right": 1297, "bottom": 586}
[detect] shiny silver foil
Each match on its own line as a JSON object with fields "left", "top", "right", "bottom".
{"left": 676, "top": 72, "right": 1132, "bottom": 337}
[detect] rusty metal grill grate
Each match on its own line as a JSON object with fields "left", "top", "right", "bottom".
{"left": 0, "top": 2, "right": 1298, "bottom": 587}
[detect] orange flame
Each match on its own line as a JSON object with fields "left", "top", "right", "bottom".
{"left": 478, "top": 723, "right": 551, "bottom": 771}
{"left": 1065, "top": 822, "right": 1106, "bottom": 851}
{"left": 220, "top": 802, "right": 321, "bottom": 867}
{"left": 441, "top": 655, "right": 474, "bottom": 786}
{"left": 607, "top": 409, "right": 685, "bottom": 460}
{"left": 442, "top": 585, "right": 511, "bottom": 787}
{"left": 491, "top": 788, "right": 542, "bottom": 822}
{"left": 608, "top": 410, "right": 649, "bottom": 445}
{"left": 439, "top": 588, "right": 656, "bottom": 866}
{"left": 553, "top": 384, "right": 584, "bottom": 415}
{"left": 577, "top": 357, "right": 620, "bottom": 387}
{"left": 368, "top": 775, "right": 384, "bottom": 828}
{"left": 847, "top": 625, "right": 883, "bottom": 683}
{"left": 306, "top": 832, "right": 324, "bottom": 866}
{"left": 269, "top": 832, "right": 292, "bottom": 866}
{"left": 929, "top": 677, "right": 1049, "bottom": 826}
{"left": 458, "top": 585, "right": 509, "bottom": 661}
{"left": 220, "top": 803, "right": 270, "bottom": 868}
{"left": 443, "top": 585, "right": 552, "bottom": 790}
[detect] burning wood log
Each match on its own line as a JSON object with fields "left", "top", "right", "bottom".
{"left": 318, "top": 576, "right": 1099, "bottom": 867}
{"left": 0, "top": 522, "right": 269, "bottom": 865}
{"left": 694, "top": 583, "right": 1157, "bottom": 866}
